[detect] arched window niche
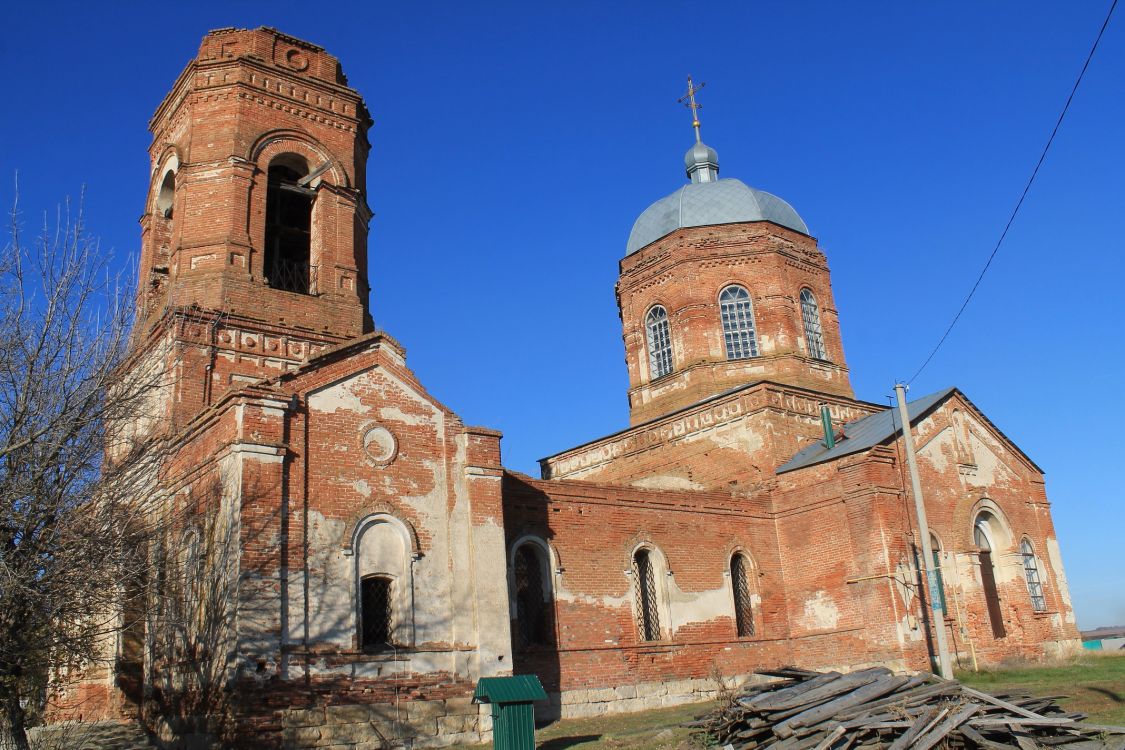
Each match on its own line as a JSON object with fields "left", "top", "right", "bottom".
{"left": 927, "top": 533, "right": 948, "bottom": 614}
{"left": 1020, "top": 538, "right": 1047, "bottom": 613}
{"left": 508, "top": 537, "right": 556, "bottom": 650}
{"left": 729, "top": 551, "right": 757, "bottom": 638}
{"left": 719, "top": 285, "right": 760, "bottom": 360}
{"left": 155, "top": 169, "right": 176, "bottom": 219}
{"left": 350, "top": 513, "right": 416, "bottom": 651}
{"left": 973, "top": 507, "right": 1010, "bottom": 639}
{"left": 264, "top": 153, "right": 315, "bottom": 295}
{"left": 799, "top": 288, "right": 827, "bottom": 360}
{"left": 645, "top": 305, "right": 673, "bottom": 380}
{"left": 630, "top": 544, "right": 671, "bottom": 642}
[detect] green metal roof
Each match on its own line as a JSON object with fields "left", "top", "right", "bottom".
{"left": 473, "top": 675, "right": 548, "bottom": 704}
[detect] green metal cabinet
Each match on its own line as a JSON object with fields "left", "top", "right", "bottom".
{"left": 473, "top": 674, "right": 548, "bottom": 750}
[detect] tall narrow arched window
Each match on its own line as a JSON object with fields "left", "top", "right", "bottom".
{"left": 799, "top": 288, "right": 826, "bottom": 360}
{"left": 929, "top": 534, "right": 948, "bottom": 613}
{"left": 632, "top": 549, "right": 662, "bottom": 641}
{"left": 720, "top": 286, "right": 759, "bottom": 360}
{"left": 730, "top": 553, "right": 756, "bottom": 637}
{"left": 645, "top": 306, "right": 673, "bottom": 379}
{"left": 512, "top": 543, "right": 554, "bottom": 648}
{"left": 1020, "top": 539, "right": 1047, "bottom": 612}
{"left": 265, "top": 159, "right": 314, "bottom": 294}
{"left": 360, "top": 575, "right": 393, "bottom": 650}
{"left": 974, "top": 515, "right": 1007, "bottom": 639}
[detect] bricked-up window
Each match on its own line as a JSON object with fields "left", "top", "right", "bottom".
{"left": 731, "top": 553, "right": 756, "bottom": 637}
{"left": 632, "top": 549, "right": 662, "bottom": 641}
{"left": 720, "top": 286, "right": 760, "bottom": 360}
{"left": 974, "top": 518, "right": 1007, "bottom": 639}
{"left": 513, "top": 544, "right": 553, "bottom": 649}
{"left": 265, "top": 162, "right": 315, "bottom": 294}
{"left": 360, "top": 575, "right": 393, "bottom": 650}
{"left": 799, "top": 288, "right": 827, "bottom": 360}
{"left": 1020, "top": 539, "right": 1047, "bottom": 612}
{"left": 646, "top": 306, "right": 673, "bottom": 379}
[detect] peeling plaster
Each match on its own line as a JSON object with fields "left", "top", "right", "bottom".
{"left": 800, "top": 590, "right": 840, "bottom": 631}
{"left": 308, "top": 377, "right": 371, "bottom": 415}
{"left": 379, "top": 405, "right": 429, "bottom": 426}
{"left": 630, "top": 475, "right": 705, "bottom": 491}
{"left": 1046, "top": 538, "right": 1076, "bottom": 624}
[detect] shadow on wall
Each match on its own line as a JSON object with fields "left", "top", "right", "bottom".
{"left": 137, "top": 469, "right": 305, "bottom": 746}
{"left": 502, "top": 474, "right": 563, "bottom": 722}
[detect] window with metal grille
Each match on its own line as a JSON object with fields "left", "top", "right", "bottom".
{"left": 731, "top": 554, "right": 755, "bottom": 637}
{"left": 265, "top": 162, "right": 315, "bottom": 294}
{"left": 1020, "top": 539, "right": 1047, "bottom": 612}
{"left": 720, "top": 286, "right": 759, "bottom": 360}
{"left": 513, "top": 544, "right": 552, "bottom": 648}
{"left": 360, "top": 575, "right": 392, "bottom": 650}
{"left": 799, "top": 288, "right": 826, "bottom": 360}
{"left": 632, "top": 549, "right": 661, "bottom": 641}
{"left": 646, "top": 306, "right": 673, "bottom": 379}
{"left": 929, "top": 534, "right": 948, "bottom": 614}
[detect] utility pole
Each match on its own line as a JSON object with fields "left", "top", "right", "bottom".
{"left": 894, "top": 383, "right": 954, "bottom": 680}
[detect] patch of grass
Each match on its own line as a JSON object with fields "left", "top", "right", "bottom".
{"left": 958, "top": 652, "right": 1125, "bottom": 725}
{"left": 448, "top": 700, "right": 712, "bottom": 750}
{"left": 449, "top": 656, "right": 1125, "bottom": 748}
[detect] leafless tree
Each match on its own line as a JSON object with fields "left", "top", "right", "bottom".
{"left": 0, "top": 192, "right": 170, "bottom": 750}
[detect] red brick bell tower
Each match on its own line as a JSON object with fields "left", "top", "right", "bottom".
{"left": 135, "top": 27, "right": 375, "bottom": 427}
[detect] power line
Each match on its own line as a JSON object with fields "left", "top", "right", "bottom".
{"left": 909, "top": 0, "right": 1118, "bottom": 384}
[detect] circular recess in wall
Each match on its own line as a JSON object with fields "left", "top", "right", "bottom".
{"left": 285, "top": 49, "right": 309, "bottom": 71}
{"left": 362, "top": 425, "right": 398, "bottom": 466}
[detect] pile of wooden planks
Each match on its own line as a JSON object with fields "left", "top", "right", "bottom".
{"left": 688, "top": 666, "right": 1125, "bottom": 749}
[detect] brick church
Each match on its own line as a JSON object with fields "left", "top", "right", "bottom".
{"left": 63, "top": 27, "right": 1080, "bottom": 748}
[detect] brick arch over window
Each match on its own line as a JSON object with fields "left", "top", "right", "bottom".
{"left": 342, "top": 505, "right": 421, "bottom": 556}
{"left": 249, "top": 131, "right": 349, "bottom": 188}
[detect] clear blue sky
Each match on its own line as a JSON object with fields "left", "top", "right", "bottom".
{"left": 2, "top": 1, "right": 1121, "bottom": 630}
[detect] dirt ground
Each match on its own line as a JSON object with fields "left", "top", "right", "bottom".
{"left": 450, "top": 653, "right": 1125, "bottom": 749}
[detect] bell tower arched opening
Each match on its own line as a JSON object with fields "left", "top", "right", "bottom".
{"left": 264, "top": 156, "right": 314, "bottom": 295}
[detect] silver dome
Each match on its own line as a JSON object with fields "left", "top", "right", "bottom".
{"left": 625, "top": 178, "right": 810, "bottom": 255}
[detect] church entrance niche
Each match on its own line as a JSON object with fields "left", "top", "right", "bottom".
{"left": 974, "top": 515, "right": 1007, "bottom": 639}
{"left": 265, "top": 157, "right": 314, "bottom": 294}
{"left": 512, "top": 543, "right": 553, "bottom": 649}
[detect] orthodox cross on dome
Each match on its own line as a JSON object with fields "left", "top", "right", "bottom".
{"left": 677, "top": 76, "right": 706, "bottom": 142}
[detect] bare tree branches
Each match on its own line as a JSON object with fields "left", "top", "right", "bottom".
{"left": 0, "top": 191, "right": 171, "bottom": 750}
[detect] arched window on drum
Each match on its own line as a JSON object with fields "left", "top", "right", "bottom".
{"left": 799, "top": 288, "right": 827, "bottom": 360}
{"left": 719, "top": 285, "right": 759, "bottom": 360}
{"left": 645, "top": 305, "right": 673, "bottom": 379}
